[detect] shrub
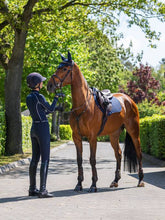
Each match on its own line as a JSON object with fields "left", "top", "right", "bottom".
{"left": 59, "top": 125, "right": 72, "bottom": 140}
{"left": 140, "top": 116, "right": 151, "bottom": 154}
{"left": 138, "top": 100, "right": 165, "bottom": 118}
{"left": 140, "top": 115, "right": 165, "bottom": 159}
{"left": 0, "top": 114, "right": 72, "bottom": 156}
{"left": 97, "top": 135, "right": 109, "bottom": 142}
{"left": 119, "top": 129, "right": 126, "bottom": 143}
{"left": 22, "top": 115, "right": 32, "bottom": 151}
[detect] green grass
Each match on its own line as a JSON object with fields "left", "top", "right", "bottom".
{"left": 0, "top": 140, "right": 68, "bottom": 167}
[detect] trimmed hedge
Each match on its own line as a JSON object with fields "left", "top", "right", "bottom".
{"left": 0, "top": 111, "right": 6, "bottom": 155}
{"left": 140, "top": 114, "right": 165, "bottom": 159}
{"left": 1, "top": 113, "right": 165, "bottom": 161}
{"left": 59, "top": 125, "right": 72, "bottom": 140}
{"left": 22, "top": 118, "right": 73, "bottom": 149}
{"left": 0, "top": 114, "right": 72, "bottom": 155}
{"left": 22, "top": 115, "right": 32, "bottom": 151}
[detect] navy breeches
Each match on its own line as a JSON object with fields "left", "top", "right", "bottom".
{"left": 30, "top": 122, "right": 50, "bottom": 164}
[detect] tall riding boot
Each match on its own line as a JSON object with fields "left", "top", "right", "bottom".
{"left": 39, "top": 161, "right": 53, "bottom": 198}
{"left": 29, "top": 162, "right": 39, "bottom": 196}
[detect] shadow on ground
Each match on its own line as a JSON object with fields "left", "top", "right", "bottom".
{"left": 130, "top": 170, "right": 165, "bottom": 190}
{"left": 0, "top": 186, "right": 136, "bottom": 204}
{"left": 129, "top": 157, "right": 165, "bottom": 190}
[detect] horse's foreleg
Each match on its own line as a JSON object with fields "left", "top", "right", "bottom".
{"left": 89, "top": 138, "right": 98, "bottom": 192}
{"left": 110, "top": 133, "right": 122, "bottom": 188}
{"left": 73, "top": 133, "right": 84, "bottom": 192}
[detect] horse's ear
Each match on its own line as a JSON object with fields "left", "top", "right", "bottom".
{"left": 68, "top": 51, "right": 72, "bottom": 62}
{"left": 60, "top": 53, "right": 66, "bottom": 61}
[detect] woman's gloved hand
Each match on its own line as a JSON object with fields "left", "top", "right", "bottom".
{"left": 55, "top": 93, "right": 65, "bottom": 98}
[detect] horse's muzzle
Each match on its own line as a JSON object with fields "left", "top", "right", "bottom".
{"left": 47, "top": 82, "right": 55, "bottom": 93}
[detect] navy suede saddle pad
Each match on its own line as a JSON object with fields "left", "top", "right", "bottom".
{"left": 92, "top": 89, "right": 122, "bottom": 116}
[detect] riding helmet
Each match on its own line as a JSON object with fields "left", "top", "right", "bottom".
{"left": 27, "top": 72, "right": 46, "bottom": 89}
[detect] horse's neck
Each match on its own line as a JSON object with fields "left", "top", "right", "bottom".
{"left": 71, "top": 64, "right": 89, "bottom": 109}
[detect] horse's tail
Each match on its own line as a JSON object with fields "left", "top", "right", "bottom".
{"left": 124, "top": 132, "right": 138, "bottom": 173}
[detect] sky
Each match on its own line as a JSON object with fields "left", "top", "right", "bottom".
{"left": 117, "top": 15, "right": 165, "bottom": 68}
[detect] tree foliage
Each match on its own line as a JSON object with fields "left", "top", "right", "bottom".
{"left": 153, "top": 58, "right": 165, "bottom": 91}
{"left": 84, "top": 28, "right": 129, "bottom": 92}
{"left": 119, "top": 64, "right": 161, "bottom": 104}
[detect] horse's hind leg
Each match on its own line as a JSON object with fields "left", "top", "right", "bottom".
{"left": 110, "top": 130, "right": 122, "bottom": 188}
{"left": 73, "top": 133, "right": 84, "bottom": 191}
{"left": 88, "top": 137, "right": 98, "bottom": 192}
{"left": 125, "top": 123, "right": 144, "bottom": 187}
{"left": 130, "top": 133, "right": 144, "bottom": 187}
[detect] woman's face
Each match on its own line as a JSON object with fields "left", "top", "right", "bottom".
{"left": 40, "top": 82, "right": 43, "bottom": 89}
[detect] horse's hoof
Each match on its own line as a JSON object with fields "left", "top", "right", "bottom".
{"left": 137, "top": 181, "right": 145, "bottom": 187}
{"left": 74, "top": 184, "right": 83, "bottom": 192}
{"left": 88, "top": 186, "right": 97, "bottom": 193}
{"left": 110, "top": 181, "right": 118, "bottom": 188}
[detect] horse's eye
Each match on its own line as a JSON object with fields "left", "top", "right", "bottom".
{"left": 63, "top": 68, "right": 67, "bottom": 71}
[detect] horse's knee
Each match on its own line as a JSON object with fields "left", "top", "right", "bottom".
{"left": 90, "top": 157, "right": 96, "bottom": 167}
{"left": 92, "top": 176, "right": 98, "bottom": 182}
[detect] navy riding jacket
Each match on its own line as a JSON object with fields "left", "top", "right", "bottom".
{"left": 26, "top": 90, "right": 58, "bottom": 123}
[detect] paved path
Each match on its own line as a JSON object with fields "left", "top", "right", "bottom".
{"left": 0, "top": 142, "right": 165, "bottom": 220}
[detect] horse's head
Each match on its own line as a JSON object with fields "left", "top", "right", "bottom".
{"left": 47, "top": 51, "right": 74, "bottom": 93}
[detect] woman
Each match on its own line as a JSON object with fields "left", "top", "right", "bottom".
{"left": 26, "top": 72, "right": 64, "bottom": 198}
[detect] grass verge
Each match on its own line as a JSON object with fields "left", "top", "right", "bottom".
{"left": 0, "top": 140, "right": 68, "bottom": 167}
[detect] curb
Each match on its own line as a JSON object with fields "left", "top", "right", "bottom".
{"left": 142, "top": 152, "right": 165, "bottom": 167}
{"left": 0, "top": 142, "right": 71, "bottom": 175}
{"left": 0, "top": 158, "right": 31, "bottom": 174}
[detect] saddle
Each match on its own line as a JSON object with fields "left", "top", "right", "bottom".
{"left": 97, "top": 89, "right": 113, "bottom": 115}
{"left": 92, "top": 88, "right": 113, "bottom": 115}
{"left": 91, "top": 87, "right": 113, "bottom": 135}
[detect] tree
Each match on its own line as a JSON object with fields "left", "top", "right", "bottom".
{"left": 120, "top": 64, "right": 160, "bottom": 104}
{"left": 0, "top": 0, "right": 164, "bottom": 155}
{"left": 0, "top": 0, "right": 38, "bottom": 154}
{"left": 154, "top": 58, "right": 165, "bottom": 91}
{"left": 84, "top": 28, "right": 129, "bottom": 92}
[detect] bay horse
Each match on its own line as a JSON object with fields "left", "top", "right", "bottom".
{"left": 47, "top": 52, "right": 144, "bottom": 192}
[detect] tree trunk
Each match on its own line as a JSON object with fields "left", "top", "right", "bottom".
{"left": 5, "top": 30, "right": 27, "bottom": 155}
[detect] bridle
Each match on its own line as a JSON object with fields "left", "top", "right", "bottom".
{"left": 51, "top": 62, "right": 73, "bottom": 90}
{"left": 51, "top": 61, "right": 92, "bottom": 138}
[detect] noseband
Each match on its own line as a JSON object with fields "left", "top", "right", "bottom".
{"left": 51, "top": 62, "right": 73, "bottom": 89}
